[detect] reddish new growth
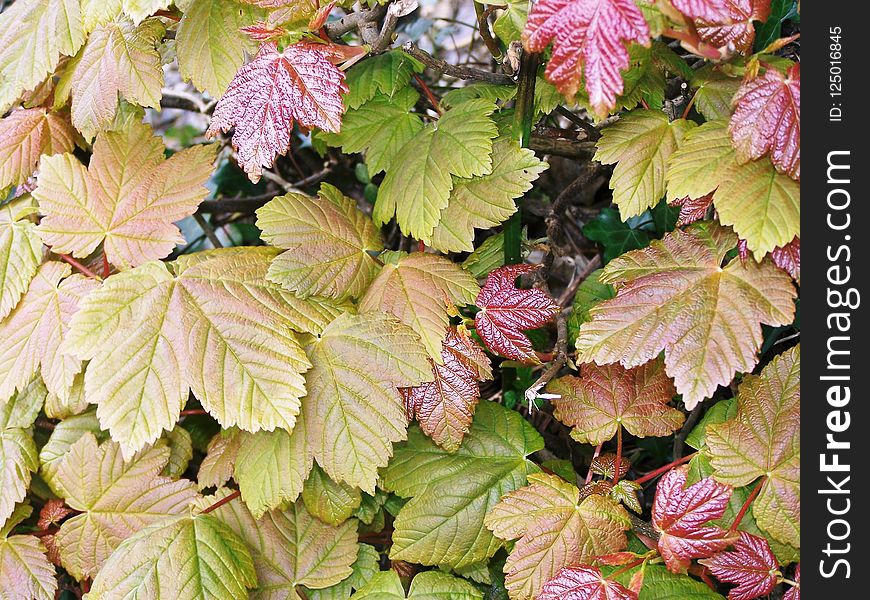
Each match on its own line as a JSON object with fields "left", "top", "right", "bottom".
{"left": 538, "top": 566, "right": 637, "bottom": 600}
{"left": 474, "top": 264, "right": 559, "bottom": 364}
{"left": 701, "top": 532, "right": 781, "bottom": 600}
{"left": 730, "top": 64, "right": 800, "bottom": 179}
{"left": 651, "top": 466, "right": 738, "bottom": 573}
{"left": 208, "top": 41, "right": 347, "bottom": 182}
{"left": 522, "top": 0, "right": 649, "bottom": 117}
{"left": 671, "top": 0, "right": 729, "bottom": 21}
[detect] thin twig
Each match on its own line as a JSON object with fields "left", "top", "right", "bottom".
{"left": 198, "top": 167, "right": 331, "bottom": 213}
{"left": 201, "top": 490, "right": 241, "bottom": 514}
{"left": 193, "top": 213, "right": 224, "bottom": 248}
{"left": 524, "top": 309, "right": 570, "bottom": 406}
{"left": 474, "top": 3, "right": 503, "bottom": 60}
{"left": 414, "top": 74, "right": 443, "bottom": 115}
{"left": 557, "top": 255, "right": 602, "bottom": 306}
{"left": 554, "top": 106, "right": 600, "bottom": 140}
{"left": 324, "top": 5, "right": 387, "bottom": 38}
{"left": 59, "top": 254, "right": 100, "bottom": 279}
{"left": 160, "top": 89, "right": 209, "bottom": 113}
{"left": 402, "top": 42, "right": 514, "bottom": 85}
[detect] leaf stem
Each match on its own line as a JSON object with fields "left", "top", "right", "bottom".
{"left": 730, "top": 477, "right": 766, "bottom": 531}
{"left": 586, "top": 443, "right": 604, "bottom": 484}
{"left": 180, "top": 409, "right": 208, "bottom": 417}
{"left": 612, "top": 427, "right": 623, "bottom": 485}
{"left": 201, "top": 490, "right": 241, "bottom": 515}
{"left": 609, "top": 557, "right": 646, "bottom": 579}
{"left": 59, "top": 254, "right": 100, "bottom": 279}
{"left": 414, "top": 74, "right": 443, "bottom": 115}
{"left": 632, "top": 452, "right": 697, "bottom": 485}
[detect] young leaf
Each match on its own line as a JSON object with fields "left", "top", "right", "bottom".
{"left": 0, "top": 198, "right": 44, "bottom": 321}
{"left": 783, "top": 565, "right": 799, "bottom": 600}
{"left": 53, "top": 433, "right": 199, "bottom": 580}
{"left": 87, "top": 513, "right": 257, "bottom": 600}
{"left": 0, "top": 262, "right": 97, "bottom": 404}
{"left": 69, "top": 18, "right": 164, "bottom": 140}
{"left": 0, "top": 108, "right": 76, "bottom": 190}
{"left": 486, "top": 472, "right": 631, "bottom": 599}
{"left": 360, "top": 253, "right": 479, "bottom": 360}
{"left": 700, "top": 532, "right": 780, "bottom": 600}
{"left": 198, "top": 428, "right": 241, "bottom": 490}
{"left": 594, "top": 109, "right": 696, "bottom": 219}
{"left": 0, "top": 0, "right": 86, "bottom": 111}
{"left": 305, "top": 312, "right": 433, "bottom": 493}
{"left": 695, "top": 0, "right": 770, "bottom": 55}
{"left": 671, "top": 0, "right": 729, "bottom": 20}
{"left": 401, "top": 327, "right": 493, "bottom": 452}
{"left": 303, "top": 464, "right": 362, "bottom": 526}
{"left": 730, "top": 64, "right": 800, "bottom": 180}
{"left": 691, "top": 66, "right": 742, "bottom": 121}
{"left": 771, "top": 237, "right": 799, "bottom": 281}
{"left": 65, "top": 248, "right": 331, "bottom": 457}
{"left": 426, "top": 138, "right": 548, "bottom": 253}
{"left": 308, "top": 542, "right": 380, "bottom": 600}
{"left": 257, "top": 184, "right": 383, "bottom": 300}
{"left": 177, "top": 0, "right": 265, "bottom": 98}
{"left": 651, "top": 466, "right": 738, "bottom": 573}
{"left": 207, "top": 41, "right": 347, "bottom": 182}
{"left": 575, "top": 223, "right": 796, "bottom": 409}
{"left": 539, "top": 565, "right": 637, "bottom": 600}
{"left": 706, "top": 345, "right": 800, "bottom": 548}
{"left": 343, "top": 49, "right": 424, "bottom": 110}
{"left": 34, "top": 120, "right": 217, "bottom": 268}
{"left": 522, "top": 0, "right": 650, "bottom": 117}
{"left": 0, "top": 380, "right": 43, "bottom": 526}
{"left": 351, "top": 569, "right": 483, "bottom": 600}
{"left": 374, "top": 99, "right": 498, "bottom": 239}
{"left": 474, "top": 264, "right": 560, "bottom": 364}
{"left": 123, "top": 0, "right": 172, "bottom": 24}
{"left": 383, "top": 402, "right": 543, "bottom": 569}
{"left": 204, "top": 494, "right": 358, "bottom": 598}
{"left": 38, "top": 410, "right": 103, "bottom": 491}
{"left": 672, "top": 194, "right": 714, "bottom": 226}
{"left": 0, "top": 507, "right": 56, "bottom": 600}
{"left": 548, "top": 359, "right": 684, "bottom": 445}
{"left": 666, "top": 120, "right": 737, "bottom": 203}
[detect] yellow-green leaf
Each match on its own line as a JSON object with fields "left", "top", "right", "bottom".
{"left": 303, "top": 464, "right": 362, "bottom": 526}
{"left": 0, "top": 197, "right": 44, "bottom": 321}
{"left": 0, "top": 107, "right": 77, "bottom": 190}
{"left": 0, "top": 379, "right": 44, "bottom": 526}
{"left": 0, "top": 506, "right": 56, "bottom": 600}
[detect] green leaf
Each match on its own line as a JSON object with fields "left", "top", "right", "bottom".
{"left": 383, "top": 401, "right": 543, "bottom": 569}
{"left": 611, "top": 563, "right": 725, "bottom": 599}
{"left": 567, "top": 269, "right": 616, "bottom": 345}
{"left": 0, "top": 506, "right": 56, "bottom": 600}
{"left": 344, "top": 50, "right": 424, "bottom": 110}
{"left": 88, "top": 513, "right": 257, "bottom": 600}
{"left": 441, "top": 83, "right": 517, "bottom": 110}
{"left": 0, "top": 379, "right": 43, "bottom": 526}
{"left": 426, "top": 138, "right": 548, "bottom": 253}
{"left": 691, "top": 67, "right": 741, "bottom": 121}
{"left": 595, "top": 110, "right": 696, "bottom": 219}
{"left": 374, "top": 100, "right": 499, "bottom": 239}
{"left": 492, "top": 0, "right": 528, "bottom": 43}
{"left": 351, "top": 570, "right": 483, "bottom": 600}
{"left": 462, "top": 233, "right": 506, "bottom": 279}
{"left": 303, "top": 464, "right": 362, "bottom": 526}
{"left": 307, "top": 543, "right": 380, "bottom": 600}
{"left": 583, "top": 207, "right": 652, "bottom": 263}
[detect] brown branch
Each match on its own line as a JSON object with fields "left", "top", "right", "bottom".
{"left": 474, "top": 3, "right": 503, "bottom": 60}
{"left": 554, "top": 106, "right": 600, "bottom": 140}
{"left": 557, "top": 255, "right": 602, "bottom": 307}
{"left": 198, "top": 167, "right": 331, "bottom": 213}
{"left": 528, "top": 135, "right": 596, "bottom": 159}
{"left": 524, "top": 309, "right": 570, "bottom": 406}
{"left": 193, "top": 213, "right": 223, "bottom": 248}
{"left": 324, "top": 5, "right": 388, "bottom": 38}
{"left": 402, "top": 42, "right": 514, "bottom": 85}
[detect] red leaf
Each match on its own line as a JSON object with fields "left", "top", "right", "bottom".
{"left": 730, "top": 64, "right": 800, "bottom": 180}
{"left": 522, "top": 0, "right": 649, "bottom": 117}
{"left": 401, "top": 327, "right": 492, "bottom": 452}
{"left": 771, "top": 237, "right": 800, "bottom": 280}
{"left": 671, "top": 0, "right": 729, "bottom": 21}
{"left": 240, "top": 22, "right": 287, "bottom": 42}
{"left": 539, "top": 566, "right": 638, "bottom": 600}
{"left": 474, "top": 264, "right": 559, "bottom": 364}
{"left": 651, "top": 466, "right": 738, "bottom": 573}
{"left": 37, "top": 499, "right": 73, "bottom": 531}
{"left": 207, "top": 41, "right": 347, "bottom": 182}
{"left": 700, "top": 532, "right": 780, "bottom": 600}
{"left": 783, "top": 564, "right": 799, "bottom": 600}
{"left": 671, "top": 194, "right": 714, "bottom": 226}
{"left": 695, "top": 0, "right": 771, "bottom": 55}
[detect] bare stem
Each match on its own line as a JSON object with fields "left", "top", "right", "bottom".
{"left": 730, "top": 477, "right": 766, "bottom": 531}
{"left": 402, "top": 42, "right": 514, "bottom": 85}
{"left": 59, "top": 254, "right": 100, "bottom": 279}
{"left": 632, "top": 452, "right": 697, "bottom": 486}
{"left": 201, "top": 490, "right": 241, "bottom": 515}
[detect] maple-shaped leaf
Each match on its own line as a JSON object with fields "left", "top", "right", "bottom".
{"left": 475, "top": 264, "right": 560, "bottom": 364}
{"left": 652, "top": 465, "right": 738, "bottom": 573}
{"left": 549, "top": 359, "right": 683, "bottom": 445}
{"left": 64, "top": 247, "right": 340, "bottom": 457}
{"left": 38, "top": 498, "right": 73, "bottom": 531}
{"left": 706, "top": 345, "right": 799, "bottom": 548}
{"left": 38, "top": 411, "right": 103, "bottom": 492}
{"left": 0, "top": 505, "right": 57, "bottom": 600}
{"left": 0, "top": 108, "right": 76, "bottom": 190}
{"left": 666, "top": 120, "right": 736, "bottom": 203}
{"left": 87, "top": 513, "right": 257, "bottom": 600}
{"left": 0, "top": 0, "right": 86, "bottom": 111}
{"left": 34, "top": 120, "right": 217, "bottom": 268}
{"left": 575, "top": 223, "right": 796, "bottom": 409}
{"left": 69, "top": 18, "right": 164, "bottom": 140}
{"left": 771, "top": 238, "right": 799, "bottom": 281}
{"left": 691, "top": 65, "right": 742, "bottom": 121}
{"left": 672, "top": 194, "right": 714, "bottom": 226}
{"left": 197, "top": 429, "right": 240, "bottom": 491}
{"left": 177, "top": 0, "right": 265, "bottom": 98}
{"left": 695, "top": 0, "right": 770, "bottom": 55}
{"left": 302, "top": 463, "right": 362, "bottom": 526}
{"left": 671, "top": 0, "right": 729, "bottom": 20}
{"left": 611, "top": 480, "right": 642, "bottom": 513}
{"left": 319, "top": 87, "right": 425, "bottom": 175}
{"left": 208, "top": 41, "right": 347, "bottom": 182}
{"left": 374, "top": 99, "right": 499, "bottom": 240}
{"left": 0, "top": 262, "right": 97, "bottom": 403}
{"left": 523, "top": 0, "right": 650, "bottom": 117}
{"left": 234, "top": 414, "right": 312, "bottom": 519}
{"left": 351, "top": 570, "right": 483, "bottom": 600}
{"left": 257, "top": 184, "right": 383, "bottom": 300}
{"left": 306, "top": 312, "right": 432, "bottom": 494}
{"left": 342, "top": 49, "right": 425, "bottom": 110}
{"left": 123, "top": 0, "right": 172, "bottom": 24}
{"left": 539, "top": 566, "right": 637, "bottom": 600}
{"left": 700, "top": 532, "right": 780, "bottom": 600}
{"left": 360, "top": 252, "right": 479, "bottom": 360}
{"left": 594, "top": 109, "right": 696, "bottom": 219}
{"left": 309, "top": 542, "right": 379, "bottom": 600}
{"left": 401, "top": 327, "right": 493, "bottom": 452}
{"left": 591, "top": 454, "right": 630, "bottom": 480}
{"left": 0, "top": 197, "right": 44, "bottom": 321}
{"left": 730, "top": 64, "right": 800, "bottom": 180}
{"left": 384, "top": 401, "right": 543, "bottom": 570}
{"left": 53, "top": 433, "right": 199, "bottom": 580}
{"left": 426, "top": 138, "right": 548, "bottom": 253}
{"left": 0, "top": 380, "right": 43, "bottom": 526}
{"left": 783, "top": 565, "right": 799, "bottom": 600}
{"left": 202, "top": 493, "right": 357, "bottom": 600}
{"left": 486, "top": 472, "right": 631, "bottom": 599}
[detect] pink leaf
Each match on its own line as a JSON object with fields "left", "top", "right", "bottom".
{"left": 207, "top": 41, "right": 347, "bottom": 182}
{"left": 671, "top": 194, "right": 714, "bottom": 226}
{"left": 783, "top": 564, "right": 799, "bottom": 600}
{"left": 539, "top": 566, "right": 638, "bottom": 600}
{"left": 771, "top": 237, "right": 799, "bottom": 280}
{"left": 671, "top": 0, "right": 730, "bottom": 20}
{"left": 474, "top": 264, "right": 559, "bottom": 364}
{"left": 730, "top": 64, "right": 800, "bottom": 179}
{"left": 651, "top": 466, "right": 738, "bottom": 573}
{"left": 700, "top": 532, "right": 780, "bottom": 600}
{"left": 522, "top": 0, "right": 649, "bottom": 118}
{"left": 695, "top": 0, "right": 772, "bottom": 55}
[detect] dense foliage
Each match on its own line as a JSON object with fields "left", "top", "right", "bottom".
{"left": 0, "top": 0, "right": 800, "bottom": 599}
